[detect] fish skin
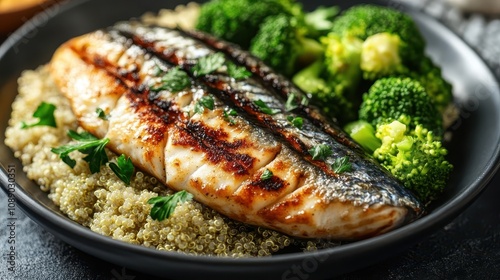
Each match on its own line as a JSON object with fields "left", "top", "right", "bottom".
{"left": 49, "top": 22, "right": 423, "bottom": 239}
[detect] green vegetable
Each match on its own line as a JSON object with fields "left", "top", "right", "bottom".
{"left": 195, "top": 0, "right": 302, "bottom": 49}
{"left": 192, "top": 53, "right": 226, "bottom": 77}
{"left": 223, "top": 108, "right": 238, "bottom": 125}
{"left": 96, "top": 108, "right": 108, "bottom": 120}
{"left": 109, "top": 154, "right": 134, "bottom": 185}
{"left": 51, "top": 130, "right": 110, "bottom": 174}
{"left": 285, "top": 94, "right": 299, "bottom": 111}
{"left": 359, "top": 77, "right": 443, "bottom": 136}
{"left": 151, "top": 66, "right": 191, "bottom": 92}
{"left": 194, "top": 96, "right": 215, "bottom": 114}
{"left": 373, "top": 121, "right": 453, "bottom": 203}
{"left": 292, "top": 35, "right": 362, "bottom": 124}
{"left": 304, "top": 5, "right": 339, "bottom": 38}
{"left": 253, "top": 100, "right": 280, "bottom": 115}
{"left": 308, "top": 144, "right": 332, "bottom": 160}
{"left": 249, "top": 14, "right": 323, "bottom": 76}
{"left": 227, "top": 62, "right": 252, "bottom": 80}
{"left": 408, "top": 57, "right": 453, "bottom": 113}
{"left": 344, "top": 120, "right": 381, "bottom": 153}
{"left": 287, "top": 116, "right": 303, "bottom": 129}
{"left": 360, "top": 32, "right": 407, "bottom": 80}
{"left": 332, "top": 156, "right": 352, "bottom": 174}
{"left": 330, "top": 4, "right": 425, "bottom": 73}
{"left": 148, "top": 190, "right": 194, "bottom": 221}
{"left": 261, "top": 169, "right": 274, "bottom": 180}
{"left": 21, "top": 102, "right": 57, "bottom": 129}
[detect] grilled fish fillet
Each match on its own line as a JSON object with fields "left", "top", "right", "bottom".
{"left": 49, "top": 22, "right": 422, "bottom": 239}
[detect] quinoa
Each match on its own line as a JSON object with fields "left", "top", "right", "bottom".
{"left": 5, "top": 66, "right": 339, "bottom": 256}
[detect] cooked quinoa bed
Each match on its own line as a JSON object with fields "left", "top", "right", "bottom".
{"left": 5, "top": 66, "right": 340, "bottom": 257}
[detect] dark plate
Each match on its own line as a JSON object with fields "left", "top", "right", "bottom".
{"left": 1, "top": 0, "right": 499, "bottom": 279}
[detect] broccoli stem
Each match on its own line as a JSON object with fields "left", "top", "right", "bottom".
{"left": 344, "top": 120, "right": 381, "bottom": 153}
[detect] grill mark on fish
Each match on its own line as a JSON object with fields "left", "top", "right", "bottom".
{"left": 179, "top": 121, "right": 256, "bottom": 176}
{"left": 49, "top": 22, "right": 425, "bottom": 239}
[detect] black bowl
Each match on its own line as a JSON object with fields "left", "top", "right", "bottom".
{"left": 1, "top": 0, "right": 499, "bottom": 279}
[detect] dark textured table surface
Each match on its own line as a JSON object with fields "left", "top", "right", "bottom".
{"left": 1, "top": 0, "right": 500, "bottom": 279}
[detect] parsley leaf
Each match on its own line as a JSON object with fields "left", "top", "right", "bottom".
{"left": 151, "top": 66, "right": 191, "bottom": 92}
{"left": 253, "top": 100, "right": 280, "bottom": 115}
{"left": 21, "top": 102, "right": 57, "bottom": 129}
{"left": 223, "top": 108, "right": 238, "bottom": 125}
{"left": 308, "top": 144, "right": 333, "bottom": 161}
{"left": 332, "top": 156, "right": 352, "bottom": 174}
{"left": 109, "top": 154, "right": 134, "bottom": 185}
{"left": 285, "top": 94, "right": 298, "bottom": 111}
{"left": 301, "top": 95, "right": 309, "bottom": 106}
{"left": 194, "top": 96, "right": 215, "bottom": 114}
{"left": 192, "top": 53, "right": 225, "bottom": 77}
{"left": 51, "top": 130, "right": 110, "bottom": 173}
{"left": 261, "top": 169, "right": 273, "bottom": 180}
{"left": 148, "top": 190, "right": 193, "bottom": 221}
{"left": 96, "top": 108, "right": 108, "bottom": 120}
{"left": 287, "top": 116, "right": 303, "bottom": 129}
{"left": 227, "top": 62, "right": 251, "bottom": 80}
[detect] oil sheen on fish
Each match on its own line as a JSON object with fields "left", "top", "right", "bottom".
{"left": 49, "top": 22, "right": 423, "bottom": 239}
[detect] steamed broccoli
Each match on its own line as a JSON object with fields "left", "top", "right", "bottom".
{"left": 373, "top": 120, "right": 453, "bottom": 203}
{"left": 359, "top": 77, "right": 443, "bottom": 135}
{"left": 360, "top": 32, "right": 408, "bottom": 80}
{"left": 409, "top": 57, "right": 454, "bottom": 113}
{"left": 304, "top": 5, "right": 340, "bottom": 39}
{"left": 326, "top": 4, "right": 428, "bottom": 80}
{"left": 291, "top": 33, "right": 363, "bottom": 123}
{"left": 250, "top": 14, "right": 323, "bottom": 76}
{"left": 344, "top": 120, "right": 381, "bottom": 153}
{"left": 195, "top": 0, "right": 302, "bottom": 49}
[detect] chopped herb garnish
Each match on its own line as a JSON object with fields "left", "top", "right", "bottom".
{"left": 285, "top": 94, "right": 298, "bottom": 111}
{"left": 227, "top": 62, "right": 252, "bottom": 80}
{"left": 301, "top": 95, "right": 309, "bottom": 106}
{"left": 253, "top": 100, "right": 280, "bottom": 115}
{"left": 148, "top": 190, "right": 193, "bottom": 221}
{"left": 109, "top": 154, "right": 134, "bottom": 185}
{"left": 96, "top": 107, "right": 108, "bottom": 120}
{"left": 223, "top": 108, "right": 238, "bottom": 125}
{"left": 51, "top": 130, "right": 110, "bottom": 173}
{"left": 261, "top": 169, "right": 273, "bottom": 180}
{"left": 194, "top": 95, "right": 215, "bottom": 114}
{"left": 332, "top": 156, "right": 352, "bottom": 174}
{"left": 287, "top": 116, "right": 303, "bottom": 129}
{"left": 151, "top": 66, "right": 191, "bottom": 92}
{"left": 308, "top": 144, "right": 333, "bottom": 161}
{"left": 192, "top": 53, "right": 226, "bottom": 77}
{"left": 21, "top": 102, "right": 57, "bottom": 129}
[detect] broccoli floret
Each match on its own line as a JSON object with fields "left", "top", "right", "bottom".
{"left": 195, "top": 0, "right": 301, "bottom": 49}
{"left": 409, "top": 57, "right": 453, "bottom": 113}
{"left": 292, "top": 34, "right": 363, "bottom": 123}
{"left": 330, "top": 5, "right": 425, "bottom": 79}
{"left": 359, "top": 77, "right": 443, "bottom": 135}
{"left": 373, "top": 120, "right": 453, "bottom": 203}
{"left": 344, "top": 120, "right": 381, "bottom": 153}
{"left": 293, "top": 60, "right": 358, "bottom": 123}
{"left": 249, "top": 14, "right": 323, "bottom": 76}
{"left": 360, "top": 32, "right": 408, "bottom": 80}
